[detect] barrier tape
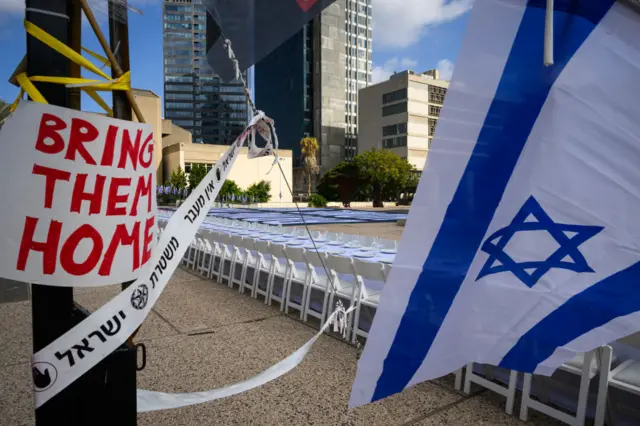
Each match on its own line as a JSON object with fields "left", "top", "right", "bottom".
{"left": 31, "top": 111, "right": 274, "bottom": 408}
{"left": 136, "top": 305, "right": 355, "bottom": 412}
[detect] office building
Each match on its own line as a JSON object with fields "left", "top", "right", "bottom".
{"left": 255, "top": 0, "right": 372, "bottom": 192}
{"left": 344, "top": 0, "right": 373, "bottom": 160}
{"left": 162, "top": 0, "right": 248, "bottom": 146}
{"left": 358, "top": 69, "right": 449, "bottom": 171}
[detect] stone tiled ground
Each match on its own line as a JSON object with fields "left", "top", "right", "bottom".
{"left": 0, "top": 268, "right": 565, "bottom": 426}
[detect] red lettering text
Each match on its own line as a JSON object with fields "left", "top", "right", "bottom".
{"left": 139, "top": 133, "right": 154, "bottom": 169}
{"left": 98, "top": 222, "right": 141, "bottom": 276}
{"left": 131, "top": 174, "right": 152, "bottom": 216}
{"left": 71, "top": 174, "right": 106, "bottom": 215}
{"left": 142, "top": 216, "right": 155, "bottom": 264}
{"left": 107, "top": 177, "right": 131, "bottom": 216}
{"left": 35, "top": 113, "right": 66, "bottom": 155}
{"left": 118, "top": 129, "right": 142, "bottom": 170}
{"left": 60, "top": 224, "right": 104, "bottom": 276}
{"left": 16, "top": 217, "right": 62, "bottom": 275}
{"left": 65, "top": 118, "right": 99, "bottom": 165}
{"left": 100, "top": 125, "right": 118, "bottom": 167}
{"left": 32, "top": 164, "right": 71, "bottom": 209}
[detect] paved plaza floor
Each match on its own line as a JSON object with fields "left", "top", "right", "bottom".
{"left": 1, "top": 266, "right": 564, "bottom": 425}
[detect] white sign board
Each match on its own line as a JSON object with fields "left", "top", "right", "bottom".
{"left": 0, "top": 101, "right": 156, "bottom": 287}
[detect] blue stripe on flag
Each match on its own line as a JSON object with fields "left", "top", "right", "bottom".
{"left": 371, "top": 0, "right": 616, "bottom": 403}
{"left": 500, "top": 261, "right": 640, "bottom": 372}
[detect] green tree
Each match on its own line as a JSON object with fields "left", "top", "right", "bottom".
{"left": 0, "top": 99, "right": 11, "bottom": 130}
{"left": 188, "top": 163, "right": 207, "bottom": 190}
{"left": 244, "top": 180, "right": 272, "bottom": 203}
{"left": 317, "top": 160, "right": 365, "bottom": 207}
{"left": 300, "top": 136, "right": 320, "bottom": 197}
{"left": 219, "top": 179, "right": 242, "bottom": 201}
{"left": 354, "top": 149, "right": 415, "bottom": 208}
{"left": 170, "top": 166, "right": 187, "bottom": 190}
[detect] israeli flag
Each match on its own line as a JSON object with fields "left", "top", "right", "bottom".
{"left": 350, "top": 0, "right": 640, "bottom": 407}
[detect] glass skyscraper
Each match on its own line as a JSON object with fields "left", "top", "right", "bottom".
{"left": 256, "top": 0, "right": 372, "bottom": 170}
{"left": 162, "top": 0, "right": 248, "bottom": 145}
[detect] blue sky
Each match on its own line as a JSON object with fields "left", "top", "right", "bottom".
{"left": 0, "top": 0, "right": 472, "bottom": 113}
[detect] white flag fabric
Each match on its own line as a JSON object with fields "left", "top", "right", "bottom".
{"left": 350, "top": 0, "right": 640, "bottom": 407}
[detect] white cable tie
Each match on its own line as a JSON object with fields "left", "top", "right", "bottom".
{"left": 25, "top": 7, "right": 70, "bottom": 20}
{"left": 544, "top": 0, "right": 554, "bottom": 66}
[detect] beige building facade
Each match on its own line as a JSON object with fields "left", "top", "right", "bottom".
{"left": 162, "top": 136, "right": 294, "bottom": 203}
{"left": 358, "top": 69, "right": 449, "bottom": 171}
{"left": 133, "top": 88, "right": 293, "bottom": 202}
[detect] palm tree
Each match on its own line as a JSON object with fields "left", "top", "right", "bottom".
{"left": 300, "top": 136, "right": 320, "bottom": 198}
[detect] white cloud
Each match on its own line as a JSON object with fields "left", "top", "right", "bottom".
{"left": 371, "top": 57, "right": 419, "bottom": 84}
{"left": 437, "top": 59, "right": 455, "bottom": 80}
{"left": 373, "top": 0, "right": 474, "bottom": 49}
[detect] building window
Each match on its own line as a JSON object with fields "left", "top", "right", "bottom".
{"left": 429, "top": 105, "right": 442, "bottom": 116}
{"left": 383, "top": 124, "right": 397, "bottom": 137}
{"left": 382, "top": 88, "right": 407, "bottom": 104}
{"left": 166, "top": 111, "right": 193, "bottom": 118}
{"left": 166, "top": 75, "right": 193, "bottom": 83}
{"left": 429, "top": 118, "right": 437, "bottom": 136}
{"left": 184, "top": 163, "right": 192, "bottom": 173}
{"left": 428, "top": 138, "right": 433, "bottom": 149}
{"left": 382, "top": 136, "right": 407, "bottom": 149}
{"left": 428, "top": 85, "right": 447, "bottom": 104}
{"left": 382, "top": 102, "right": 407, "bottom": 117}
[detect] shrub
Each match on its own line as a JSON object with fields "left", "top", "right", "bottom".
{"left": 308, "top": 194, "right": 327, "bottom": 208}
{"left": 244, "top": 180, "right": 272, "bottom": 203}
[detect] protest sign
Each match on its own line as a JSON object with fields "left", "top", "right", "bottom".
{"left": 31, "top": 111, "right": 274, "bottom": 408}
{"left": 0, "top": 101, "right": 156, "bottom": 287}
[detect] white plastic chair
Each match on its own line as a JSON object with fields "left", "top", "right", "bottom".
{"left": 229, "top": 235, "right": 248, "bottom": 291}
{"left": 303, "top": 250, "right": 332, "bottom": 325}
{"left": 195, "top": 232, "right": 214, "bottom": 277}
{"left": 350, "top": 258, "right": 387, "bottom": 344}
{"left": 464, "top": 363, "right": 518, "bottom": 416}
{"left": 252, "top": 240, "right": 276, "bottom": 301}
{"left": 519, "top": 346, "right": 613, "bottom": 426}
{"left": 326, "top": 254, "right": 358, "bottom": 340}
{"left": 215, "top": 233, "right": 234, "bottom": 285}
{"left": 267, "top": 243, "right": 289, "bottom": 311}
{"left": 283, "top": 246, "right": 310, "bottom": 319}
{"left": 238, "top": 237, "right": 259, "bottom": 295}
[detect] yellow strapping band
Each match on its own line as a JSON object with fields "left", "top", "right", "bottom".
{"left": 85, "top": 89, "right": 113, "bottom": 117}
{"left": 11, "top": 89, "right": 24, "bottom": 112}
{"left": 81, "top": 47, "right": 110, "bottom": 68}
{"left": 29, "top": 72, "right": 130, "bottom": 91}
{"left": 16, "top": 73, "right": 47, "bottom": 104}
{"left": 24, "top": 20, "right": 110, "bottom": 80}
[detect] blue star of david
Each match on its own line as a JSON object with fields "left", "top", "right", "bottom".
{"left": 476, "top": 196, "right": 604, "bottom": 288}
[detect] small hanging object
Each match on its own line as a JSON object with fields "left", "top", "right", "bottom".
{"left": 544, "top": 0, "right": 554, "bottom": 66}
{"left": 331, "top": 300, "right": 350, "bottom": 340}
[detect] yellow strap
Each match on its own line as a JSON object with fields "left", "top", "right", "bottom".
{"left": 24, "top": 20, "right": 110, "bottom": 80}
{"left": 81, "top": 47, "right": 110, "bottom": 68}
{"left": 85, "top": 89, "right": 113, "bottom": 117}
{"left": 11, "top": 89, "right": 24, "bottom": 112}
{"left": 16, "top": 73, "right": 47, "bottom": 104}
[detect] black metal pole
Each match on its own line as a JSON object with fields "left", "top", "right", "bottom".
{"left": 107, "top": 2, "right": 139, "bottom": 419}
{"left": 108, "top": 0, "right": 133, "bottom": 122}
{"left": 26, "top": 0, "right": 75, "bottom": 424}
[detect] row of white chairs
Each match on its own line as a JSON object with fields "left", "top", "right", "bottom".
{"left": 158, "top": 213, "right": 399, "bottom": 252}
{"left": 166, "top": 223, "right": 388, "bottom": 344}
{"left": 461, "top": 344, "right": 640, "bottom": 425}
